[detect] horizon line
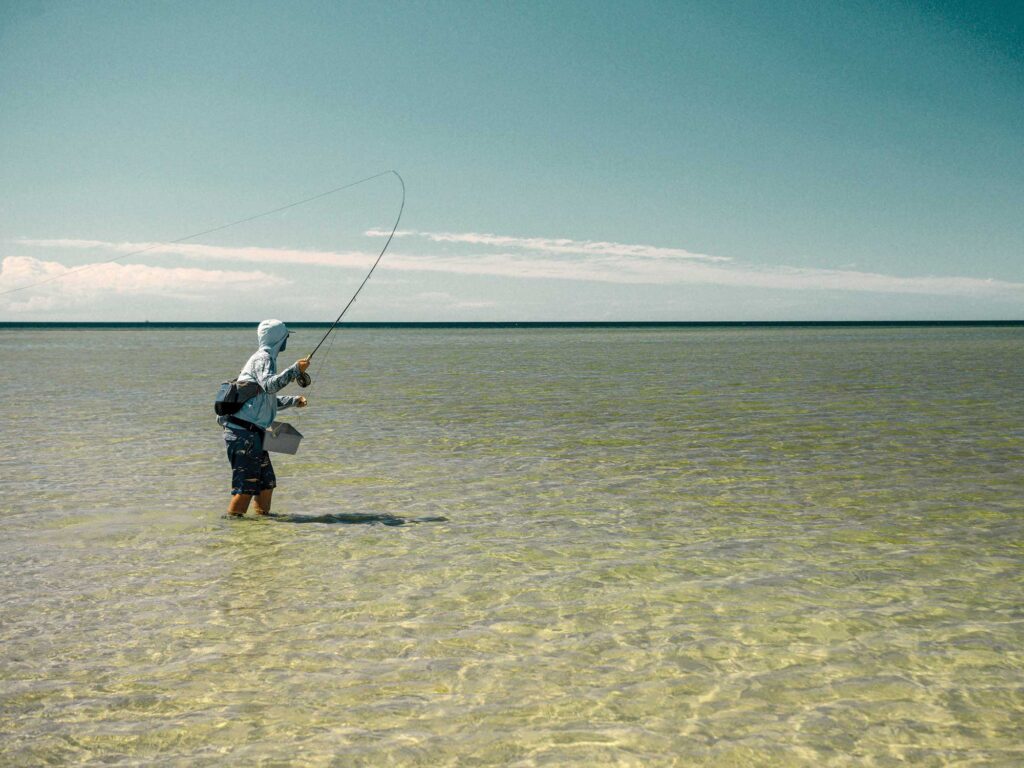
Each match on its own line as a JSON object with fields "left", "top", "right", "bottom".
{"left": 1, "top": 320, "right": 1022, "bottom": 329}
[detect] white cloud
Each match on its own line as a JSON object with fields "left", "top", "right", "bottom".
{"left": 0, "top": 256, "right": 286, "bottom": 312}
{"left": 364, "top": 230, "right": 1024, "bottom": 297}
{"left": 17, "top": 238, "right": 373, "bottom": 269}
{"left": 15, "top": 235, "right": 1024, "bottom": 298}
{"left": 365, "top": 229, "right": 731, "bottom": 262}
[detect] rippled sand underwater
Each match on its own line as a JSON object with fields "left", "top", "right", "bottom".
{"left": 1, "top": 326, "right": 1022, "bottom": 766}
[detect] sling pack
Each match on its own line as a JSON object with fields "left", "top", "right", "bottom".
{"left": 214, "top": 378, "right": 263, "bottom": 416}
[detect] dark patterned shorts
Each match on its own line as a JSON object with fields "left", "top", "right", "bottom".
{"left": 224, "top": 426, "right": 277, "bottom": 496}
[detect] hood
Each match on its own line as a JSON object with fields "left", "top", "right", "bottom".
{"left": 257, "top": 319, "right": 290, "bottom": 358}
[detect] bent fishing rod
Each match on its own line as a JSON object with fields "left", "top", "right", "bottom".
{"left": 296, "top": 169, "right": 405, "bottom": 387}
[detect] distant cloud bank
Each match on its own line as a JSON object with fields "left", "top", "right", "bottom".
{"left": 369, "top": 230, "right": 1023, "bottom": 297}
{"left": 17, "top": 239, "right": 370, "bottom": 269}
{"left": 0, "top": 255, "right": 284, "bottom": 312}
{"left": 7, "top": 231, "right": 1024, "bottom": 306}
{"left": 364, "top": 229, "right": 732, "bottom": 262}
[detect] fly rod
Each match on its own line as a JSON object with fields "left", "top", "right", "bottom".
{"left": 297, "top": 169, "right": 405, "bottom": 387}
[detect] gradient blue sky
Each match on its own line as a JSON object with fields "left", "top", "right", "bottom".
{"left": 1, "top": 0, "right": 1021, "bottom": 320}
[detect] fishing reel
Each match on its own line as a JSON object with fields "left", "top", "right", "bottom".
{"left": 297, "top": 371, "right": 312, "bottom": 388}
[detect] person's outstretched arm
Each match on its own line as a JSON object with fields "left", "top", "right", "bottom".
{"left": 248, "top": 356, "right": 310, "bottom": 394}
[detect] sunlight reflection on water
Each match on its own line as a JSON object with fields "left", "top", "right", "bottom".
{"left": 1, "top": 327, "right": 1022, "bottom": 765}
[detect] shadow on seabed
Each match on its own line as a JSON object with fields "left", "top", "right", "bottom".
{"left": 225, "top": 512, "right": 449, "bottom": 526}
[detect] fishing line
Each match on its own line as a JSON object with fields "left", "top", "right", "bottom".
{"left": 0, "top": 169, "right": 402, "bottom": 298}
{"left": 295, "top": 170, "right": 404, "bottom": 390}
{"left": 304, "top": 171, "right": 405, "bottom": 364}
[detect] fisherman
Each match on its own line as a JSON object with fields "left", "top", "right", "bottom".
{"left": 219, "top": 319, "right": 310, "bottom": 517}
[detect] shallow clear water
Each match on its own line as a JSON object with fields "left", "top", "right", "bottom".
{"left": 1, "top": 327, "right": 1022, "bottom": 766}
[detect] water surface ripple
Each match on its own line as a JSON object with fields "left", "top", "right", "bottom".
{"left": 1, "top": 327, "right": 1022, "bottom": 766}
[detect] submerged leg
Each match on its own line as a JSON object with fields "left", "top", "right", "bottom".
{"left": 228, "top": 492, "right": 252, "bottom": 517}
{"left": 253, "top": 488, "right": 274, "bottom": 515}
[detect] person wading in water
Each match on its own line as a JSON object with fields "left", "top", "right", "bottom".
{"left": 219, "top": 319, "right": 310, "bottom": 517}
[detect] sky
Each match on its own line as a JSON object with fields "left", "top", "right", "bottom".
{"left": 1, "top": 0, "right": 1021, "bottom": 321}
